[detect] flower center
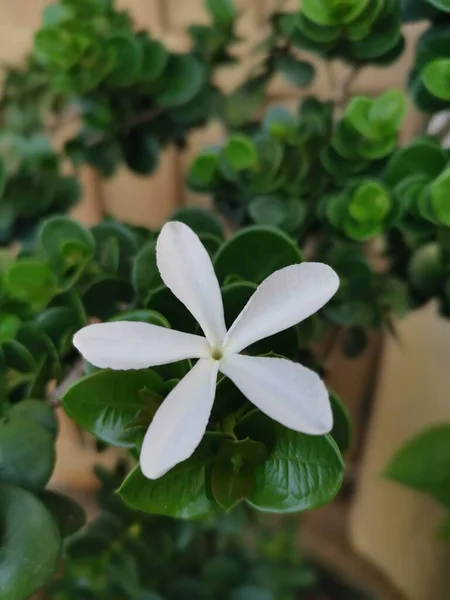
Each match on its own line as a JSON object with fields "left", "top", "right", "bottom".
{"left": 211, "top": 347, "right": 223, "bottom": 361}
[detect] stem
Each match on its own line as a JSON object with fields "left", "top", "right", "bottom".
{"left": 327, "top": 62, "right": 360, "bottom": 119}
{"left": 47, "top": 360, "right": 84, "bottom": 407}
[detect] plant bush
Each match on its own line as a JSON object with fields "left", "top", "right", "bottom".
{"left": 0, "top": 0, "right": 449, "bottom": 598}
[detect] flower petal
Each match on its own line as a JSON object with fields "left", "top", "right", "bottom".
{"left": 225, "top": 263, "right": 339, "bottom": 353}
{"left": 220, "top": 354, "right": 332, "bottom": 435}
{"left": 73, "top": 321, "right": 210, "bottom": 370}
{"left": 157, "top": 221, "right": 227, "bottom": 347}
{"left": 140, "top": 358, "right": 219, "bottom": 479}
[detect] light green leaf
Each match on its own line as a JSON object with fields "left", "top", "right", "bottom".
{"left": 223, "top": 134, "right": 259, "bottom": 172}
{"left": 0, "top": 314, "right": 20, "bottom": 344}
{"left": 40, "top": 216, "right": 95, "bottom": 276}
{"left": 4, "top": 260, "right": 58, "bottom": 310}
{"left": 369, "top": 89, "right": 408, "bottom": 137}
{"left": 430, "top": 168, "right": 450, "bottom": 226}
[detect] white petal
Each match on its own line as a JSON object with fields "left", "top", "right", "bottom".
{"left": 225, "top": 263, "right": 339, "bottom": 354}
{"left": 73, "top": 321, "right": 210, "bottom": 370}
{"left": 140, "top": 358, "right": 219, "bottom": 479}
{"left": 220, "top": 354, "right": 332, "bottom": 435}
{"left": 157, "top": 221, "right": 227, "bottom": 347}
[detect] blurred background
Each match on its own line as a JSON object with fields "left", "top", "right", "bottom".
{"left": 1, "top": 2, "right": 450, "bottom": 599}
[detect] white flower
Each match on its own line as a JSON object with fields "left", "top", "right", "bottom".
{"left": 73, "top": 222, "right": 339, "bottom": 480}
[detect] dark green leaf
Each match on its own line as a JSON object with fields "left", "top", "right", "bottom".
{"left": 62, "top": 369, "right": 163, "bottom": 447}
{"left": 132, "top": 241, "right": 162, "bottom": 305}
{"left": 40, "top": 490, "right": 86, "bottom": 538}
{"left": 330, "top": 392, "right": 352, "bottom": 453}
{"left": 118, "top": 456, "right": 215, "bottom": 519}
{"left": 249, "top": 425, "right": 344, "bottom": 512}
{"left": 155, "top": 54, "right": 207, "bottom": 108}
{"left": 0, "top": 414, "right": 55, "bottom": 491}
{"left": 211, "top": 460, "right": 254, "bottom": 510}
{"left": 169, "top": 206, "right": 224, "bottom": 239}
{"left": 0, "top": 484, "right": 61, "bottom": 600}
{"left": 11, "top": 399, "right": 58, "bottom": 437}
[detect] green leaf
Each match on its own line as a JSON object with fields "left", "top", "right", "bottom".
{"left": 223, "top": 135, "right": 259, "bottom": 172}
{"left": 40, "top": 490, "right": 86, "bottom": 538}
{"left": 118, "top": 456, "right": 215, "bottom": 519}
{"left": 349, "top": 181, "right": 391, "bottom": 223}
{"left": 249, "top": 196, "right": 287, "bottom": 227}
{"left": 4, "top": 260, "right": 58, "bottom": 310}
{"left": 109, "top": 309, "right": 169, "bottom": 328}
{"left": 214, "top": 226, "right": 302, "bottom": 285}
{"left": 82, "top": 276, "right": 133, "bottom": 320}
{"left": 0, "top": 484, "right": 61, "bottom": 600}
{"left": 0, "top": 314, "right": 20, "bottom": 344}
{"left": 2, "top": 341, "right": 36, "bottom": 372}
{"left": 92, "top": 221, "right": 139, "bottom": 278}
{"left": 229, "top": 586, "right": 274, "bottom": 600}
{"left": 422, "top": 59, "right": 450, "bottom": 101}
{"left": 275, "top": 54, "right": 315, "bottom": 87}
{"left": 249, "top": 425, "right": 344, "bottom": 512}
{"left": 169, "top": 206, "right": 225, "bottom": 239}
{"left": 187, "top": 151, "right": 219, "bottom": 191}
{"left": 155, "top": 54, "right": 207, "bottom": 108}
{"left": 62, "top": 369, "right": 163, "bottom": 448}
{"left": 330, "top": 392, "right": 352, "bottom": 453}
{"left": 11, "top": 399, "right": 58, "bottom": 437}
{"left": 430, "top": 168, "right": 450, "bottom": 226}
{"left": 408, "top": 243, "right": 444, "bottom": 297}
{"left": 437, "top": 513, "right": 450, "bottom": 543}
{"left": 344, "top": 96, "right": 372, "bottom": 137}
{"left": 302, "top": 0, "right": 368, "bottom": 25}
{"left": 140, "top": 38, "right": 169, "bottom": 82}
{"left": 385, "top": 140, "right": 448, "bottom": 186}
{"left": 369, "top": 90, "right": 407, "bottom": 137}
{"left": 107, "top": 33, "right": 143, "bottom": 86}
{"left": 132, "top": 241, "right": 162, "bottom": 305}
{"left": 211, "top": 460, "right": 254, "bottom": 510}
{"left": 40, "top": 216, "right": 95, "bottom": 275}
{"left": 386, "top": 425, "right": 450, "bottom": 506}
{"left": 0, "top": 413, "right": 55, "bottom": 491}
{"left": 121, "top": 129, "right": 160, "bottom": 175}
{"left": 206, "top": 0, "right": 236, "bottom": 24}
{"left": 427, "top": 0, "right": 450, "bottom": 11}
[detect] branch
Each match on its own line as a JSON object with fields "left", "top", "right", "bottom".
{"left": 47, "top": 360, "right": 84, "bottom": 407}
{"left": 86, "top": 107, "right": 164, "bottom": 147}
{"left": 327, "top": 63, "right": 360, "bottom": 119}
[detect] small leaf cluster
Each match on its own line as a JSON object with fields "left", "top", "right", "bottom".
{"left": 32, "top": 0, "right": 237, "bottom": 177}
{"left": 0, "top": 134, "right": 80, "bottom": 246}
{"left": 402, "top": 0, "right": 450, "bottom": 112}
{"left": 271, "top": 0, "right": 405, "bottom": 66}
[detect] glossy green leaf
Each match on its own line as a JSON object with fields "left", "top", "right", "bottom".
{"left": 385, "top": 140, "right": 448, "bottom": 186}
{"left": 140, "top": 38, "right": 169, "bottom": 82}
{"left": 249, "top": 424, "right": 344, "bottom": 512}
{"left": 106, "top": 33, "right": 143, "bottom": 86}
{"left": 187, "top": 151, "right": 219, "bottom": 190}
{"left": 386, "top": 425, "right": 450, "bottom": 506}
{"left": 0, "top": 484, "right": 61, "bottom": 600}
{"left": 214, "top": 226, "right": 302, "bottom": 285}
{"left": 62, "top": 369, "right": 163, "bottom": 447}
{"left": 349, "top": 181, "right": 391, "bottom": 223}
{"left": 118, "top": 456, "right": 215, "bottom": 519}
{"left": 369, "top": 89, "right": 407, "bottom": 136}
{"left": 0, "top": 413, "right": 55, "bottom": 491}
{"left": 302, "top": 0, "right": 368, "bottom": 25}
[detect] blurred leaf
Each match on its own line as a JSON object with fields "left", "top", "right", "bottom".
{"left": 155, "top": 54, "right": 207, "bottom": 108}
{"left": 386, "top": 424, "right": 450, "bottom": 506}
{"left": 0, "top": 483, "right": 60, "bottom": 600}
{"left": 275, "top": 54, "right": 315, "bottom": 87}
{"left": 40, "top": 490, "right": 86, "bottom": 539}
{"left": 4, "top": 260, "right": 58, "bottom": 310}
